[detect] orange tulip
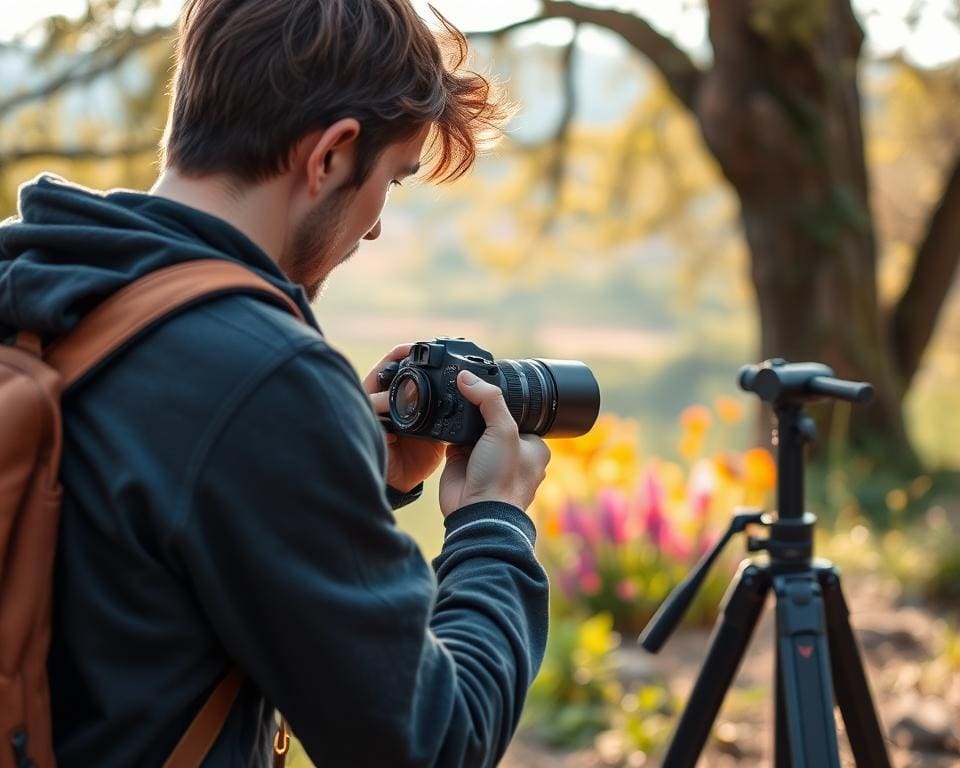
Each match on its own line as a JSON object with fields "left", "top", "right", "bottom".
{"left": 714, "top": 395, "right": 745, "bottom": 424}
{"left": 680, "top": 404, "right": 712, "bottom": 436}
{"left": 743, "top": 447, "right": 777, "bottom": 491}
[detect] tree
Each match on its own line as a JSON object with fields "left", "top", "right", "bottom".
{"left": 478, "top": 0, "right": 960, "bottom": 465}
{"left": 0, "top": 1, "right": 172, "bottom": 211}
{"left": 3, "top": 0, "right": 959, "bottom": 466}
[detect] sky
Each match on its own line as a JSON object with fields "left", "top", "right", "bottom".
{"left": 4, "top": 0, "right": 960, "bottom": 69}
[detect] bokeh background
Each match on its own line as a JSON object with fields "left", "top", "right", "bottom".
{"left": 3, "top": 1, "right": 959, "bottom": 765}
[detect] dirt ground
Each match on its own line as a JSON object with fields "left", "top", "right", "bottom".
{"left": 502, "top": 573, "right": 960, "bottom": 767}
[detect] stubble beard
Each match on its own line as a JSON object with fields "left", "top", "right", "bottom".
{"left": 280, "top": 188, "right": 352, "bottom": 303}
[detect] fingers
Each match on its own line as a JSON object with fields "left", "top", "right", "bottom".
{"left": 519, "top": 434, "right": 551, "bottom": 483}
{"left": 456, "top": 371, "right": 517, "bottom": 436}
{"left": 377, "top": 343, "right": 414, "bottom": 365}
{"left": 445, "top": 443, "right": 470, "bottom": 465}
{"left": 520, "top": 434, "right": 551, "bottom": 465}
{"left": 368, "top": 391, "right": 390, "bottom": 414}
{"left": 361, "top": 342, "right": 414, "bottom": 392}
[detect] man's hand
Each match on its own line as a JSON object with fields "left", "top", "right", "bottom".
{"left": 439, "top": 371, "right": 551, "bottom": 517}
{"left": 363, "top": 344, "right": 446, "bottom": 494}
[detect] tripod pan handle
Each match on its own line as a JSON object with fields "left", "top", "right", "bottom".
{"left": 809, "top": 376, "right": 873, "bottom": 403}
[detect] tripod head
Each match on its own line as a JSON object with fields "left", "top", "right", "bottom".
{"left": 739, "top": 359, "right": 872, "bottom": 521}
{"left": 639, "top": 359, "right": 873, "bottom": 653}
{"left": 737, "top": 359, "right": 873, "bottom": 407}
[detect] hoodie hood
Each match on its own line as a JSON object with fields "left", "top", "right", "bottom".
{"left": 0, "top": 174, "right": 318, "bottom": 341}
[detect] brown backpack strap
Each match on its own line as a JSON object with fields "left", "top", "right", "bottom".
{"left": 273, "top": 717, "right": 290, "bottom": 768}
{"left": 43, "top": 259, "right": 306, "bottom": 765}
{"left": 162, "top": 668, "right": 244, "bottom": 768}
{"left": 44, "top": 259, "right": 306, "bottom": 389}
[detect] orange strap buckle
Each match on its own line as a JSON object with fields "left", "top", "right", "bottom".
{"left": 274, "top": 722, "right": 290, "bottom": 756}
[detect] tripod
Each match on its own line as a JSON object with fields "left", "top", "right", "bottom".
{"left": 638, "top": 360, "right": 892, "bottom": 767}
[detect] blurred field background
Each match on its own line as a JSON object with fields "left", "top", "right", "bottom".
{"left": 3, "top": 1, "right": 959, "bottom": 765}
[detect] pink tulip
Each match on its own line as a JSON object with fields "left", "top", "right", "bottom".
{"left": 562, "top": 501, "right": 601, "bottom": 547}
{"left": 575, "top": 549, "right": 596, "bottom": 578}
{"left": 579, "top": 570, "right": 602, "bottom": 596}
{"left": 556, "top": 570, "right": 578, "bottom": 600}
{"left": 638, "top": 468, "right": 667, "bottom": 546}
{"left": 637, "top": 468, "right": 691, "bottom": 562}
{"left": 688, "top": 460, "right": 716, "bottom": 521}
{"left": 561, "top": 500, "right": 582, "bottom": 536}
{"left": 598, "top": 488, "right": 629, "bottom": 545}
{"left": 616, "top": 579, "right": 637, "bottom": 601}
{"left": 660, "top": 528, "right": 692, "bottom": 562}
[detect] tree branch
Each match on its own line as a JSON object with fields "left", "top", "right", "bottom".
{"left": 0, "top": 26, "right": 172, "bottom": 118}
{"left": 540, "top": 1, "right": 702, "bottom": 110}
{"left": 467, "top": 17, "right": 546, "bottom": 40}
{"left": 469, "top": 2, "right": 702, "bottom": 111}
{"left": 538, "top": 25, "right": 579, "bottom": 236}
{"left": 0, "top": 141, "right": 158, "bottom": 165}
{"left": 890, "top": 153, "right": 960, "bottom": 388}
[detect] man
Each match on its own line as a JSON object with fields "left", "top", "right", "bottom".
{"left": 0, "top": 1, "right": 551, "bottom": 766}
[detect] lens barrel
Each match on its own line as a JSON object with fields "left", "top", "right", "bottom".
{"left": 498, "top": 359, "right": 600, "bottom": 438}
{"left": 388, "top": 368, "right": 432, "bottom": 431}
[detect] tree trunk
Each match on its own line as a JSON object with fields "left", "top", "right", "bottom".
{"left": 698, "top": 0, "right": 915, "bottom": 463}
{"left": 506, "top": 0, "right": 958, "bottom": 465}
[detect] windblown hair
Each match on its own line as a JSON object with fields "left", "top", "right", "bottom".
{"left": 161, "top": 0, "right": 506, "bottom": 185}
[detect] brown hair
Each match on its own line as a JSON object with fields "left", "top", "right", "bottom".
{"left": 161, "top": 0, "right": 505, "bottom": 185}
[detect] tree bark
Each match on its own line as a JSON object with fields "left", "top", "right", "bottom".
{"left": 890, "top": 154, "right": 960, "bottom": 390}
{"left": 523, "top": 0, "right": 920, "bottom": 462}
{"left": 697, "top": 0, "right": 912, "bottom": 458}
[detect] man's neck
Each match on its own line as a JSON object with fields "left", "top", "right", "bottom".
{"left": 151, "top": 170, "right": 289, "bottom": 262}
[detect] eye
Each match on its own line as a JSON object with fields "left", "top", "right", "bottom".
{"left": 389, "top": 180, "right": 403, "bottom": 188}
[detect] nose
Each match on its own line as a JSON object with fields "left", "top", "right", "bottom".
{"left": 364, "top": 219, "right": 382, "bottom": 241}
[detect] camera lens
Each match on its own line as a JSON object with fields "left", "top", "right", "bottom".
{"left": 497, "top": 359, "right": 600, "bottom": 437}
{"left": 396, "top": 378, "right": 420, "bottom": 419}
{"left": 388, "top": 369, "right": 432, "bottom": 431}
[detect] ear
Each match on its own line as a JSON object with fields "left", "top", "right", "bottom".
{"left": 303, "top": 118, "right": 361, "bottom": 200}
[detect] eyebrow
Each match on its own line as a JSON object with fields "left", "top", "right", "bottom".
{"left": 402, "top": 162, "right": 421, "bottom": 178}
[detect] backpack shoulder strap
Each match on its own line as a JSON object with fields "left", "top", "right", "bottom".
{"left": 44, "top": 258, "right": 306, "bottom": 390}
{"left": 161, "top": 668, "right": 244, "bottom": 768}
{"left": 43, "top": 259, "right": 303, "bottom": 766}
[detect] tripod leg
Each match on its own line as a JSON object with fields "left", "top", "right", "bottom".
{"left": 817, "top": 565, "right": 892, "bottom": 768}
{"left": 660, "top": 562, "right": 770, "bottom": 768}
{"left": 774, "top": 652, "right": 790, "bottom": 767}
{"left": 773, "top": 572, "right": 842, "bottom": 767}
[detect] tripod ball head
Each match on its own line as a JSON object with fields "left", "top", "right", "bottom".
{"left": 738, "top": 359, "right": 873, "bottom": 406}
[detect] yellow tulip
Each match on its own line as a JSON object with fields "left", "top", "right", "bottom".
{"left": 743, "top": 448, "right": 777, "bottom": 491}
{"left": 679, "top": 432, "right": 703, "bottom": 461}
{"left": 680, "top": 404, "right": 712, "bottom": 436}
{"left": 714, "top": 395, "right": 745, "bottom": 424}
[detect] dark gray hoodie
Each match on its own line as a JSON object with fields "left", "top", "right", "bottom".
{"left": 0, "top": 174, "right": 548, "bottom": 768}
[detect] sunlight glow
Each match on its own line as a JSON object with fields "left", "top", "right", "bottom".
{"left": 6, "top": 0, "right": 86, "bottom": 40}
{"left": 5, "top": 0, "right": 960, "bottom": 69}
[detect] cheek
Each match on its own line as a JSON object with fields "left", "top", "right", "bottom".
{"left": 357, "top": 182, "right": 389, "bottom": 227}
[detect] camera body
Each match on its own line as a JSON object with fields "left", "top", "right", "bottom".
{"left": 378, "top": 337, "right": 601, "bottom": 445}
{"left": 379, "top": 338, "right": 500, "bottom": 444}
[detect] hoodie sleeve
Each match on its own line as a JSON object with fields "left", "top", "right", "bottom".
{"left": 169, "top": 340, "right": 548, "bottom": 768}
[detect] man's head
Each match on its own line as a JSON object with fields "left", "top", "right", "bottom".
{"left": 160, "top": 0, "right": 503, "bottom": 298}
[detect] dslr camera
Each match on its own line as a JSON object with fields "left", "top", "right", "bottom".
{"left": 377, "top": 337, "right": 601, "bottom": 445}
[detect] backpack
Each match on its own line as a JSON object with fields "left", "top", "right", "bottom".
{"left": 0, "top": 259, "right": 305, "bottom": 768}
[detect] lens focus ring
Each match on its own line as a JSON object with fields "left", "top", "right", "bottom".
{"left": 495, "top": 356, "right": 599, "bottom": 438}
{"left": 500, "top": 363, "right": 525, "bottom": 424}
{"left": 525, "top": 365, "right": 544, "bottom": 428}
